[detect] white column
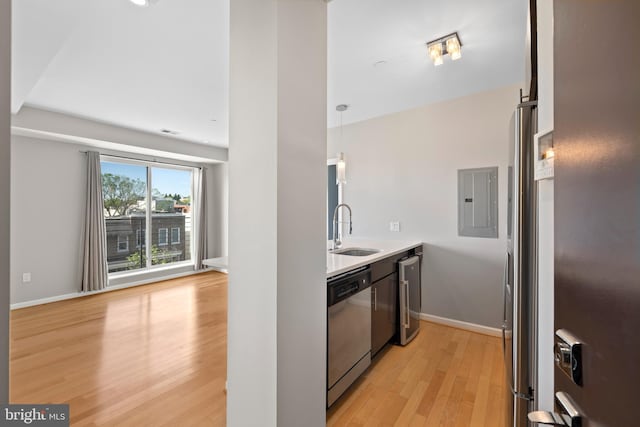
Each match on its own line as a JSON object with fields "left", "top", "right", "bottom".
{"left": 227, "top": 1, "right": 327, "bottom": 426}
{"left": 0, "top": 0, "right": 11, "bottom": 404}
{"left": 536, "top": 0, "right": 555, "bottom": 412}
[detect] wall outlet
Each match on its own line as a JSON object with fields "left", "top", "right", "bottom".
{"left": 389, "top": 221, "right": 400, "bottom": 232}
{"left": 22, "top": 272, "right": 31, "bottom": 283}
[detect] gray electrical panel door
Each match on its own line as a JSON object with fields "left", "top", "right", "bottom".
{"left": 458, "top": 167, "right": 498, "bottom": 238}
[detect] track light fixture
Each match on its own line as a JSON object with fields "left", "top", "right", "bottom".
{"left": 426, "top": 32, "right": 463, "bottom": 66}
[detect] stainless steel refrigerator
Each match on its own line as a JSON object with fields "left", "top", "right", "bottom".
{"left": 503, "top": 99, "right": 538, "bottom": 427}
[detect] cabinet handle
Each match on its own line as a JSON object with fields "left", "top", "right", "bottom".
{"left": 373, "top": 288, "right": 377, "bottom": 311}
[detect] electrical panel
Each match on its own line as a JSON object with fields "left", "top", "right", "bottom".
{"left": 458, "top": 167, "right": 498, "bottom": 238}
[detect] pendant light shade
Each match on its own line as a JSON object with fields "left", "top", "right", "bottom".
{"left": 337, "top": 152, "right": 346, "bottom": 185}
{"left": 336, "top": 105, "right": 348, "bottom": 185}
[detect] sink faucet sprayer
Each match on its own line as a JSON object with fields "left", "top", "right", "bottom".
{"left": 332, "top": 203, "right": 352, "bottom": 250}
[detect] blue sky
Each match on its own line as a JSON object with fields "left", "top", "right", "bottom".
{"left": 101, "top": 161, "right": 192, "bottom": 197}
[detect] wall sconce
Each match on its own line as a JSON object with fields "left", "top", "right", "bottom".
{"left": 426, "top": 32, "right": 463, "bottom": 66}
{"left": 336, "top": 152, "right": 347, "bottom": 185}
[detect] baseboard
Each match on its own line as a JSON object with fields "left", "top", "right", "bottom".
{"left": 10, "top": 292, "right": 81, "bottom": 310}
{"left": 10, "top": 268, "right": 216, "bottom": 310}
{"left": 419, "top": 313, "right": 502, "bottom": 337}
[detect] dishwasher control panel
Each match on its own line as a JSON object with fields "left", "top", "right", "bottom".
{"left": 327, "top": 268, "right": 371, "bottom": 306}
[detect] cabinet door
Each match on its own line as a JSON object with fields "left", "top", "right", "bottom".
{"left": 371, "top": 273, "right": 397, "bottom": 357}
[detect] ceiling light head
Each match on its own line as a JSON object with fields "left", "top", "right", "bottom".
{"left": 446, "top": 36, "right": 462, "bottom": 61}
{"left": 336, "top": 104, "right": 349, "bottom": 112}
{"left": 426, "top": 32, "right": 462, "bottom": 66}
{"left": 427, "top": 43, "right": 443, "bottom": 66}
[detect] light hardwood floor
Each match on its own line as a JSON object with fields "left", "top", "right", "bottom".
{"left": 11, "top": 271, "right": 228, "bottom": 426}
{"left": 11, "top": 271, "right": 506, "bottom": 426}
{"left": 326, "top": 322, "right": 508, "bottom": 427}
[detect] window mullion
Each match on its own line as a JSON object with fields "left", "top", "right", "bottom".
{"left": 146, "top": 166, "right": 152, "bottom": 268}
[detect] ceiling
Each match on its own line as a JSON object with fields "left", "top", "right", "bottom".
{"left": 12, "top": 0, "right": 527, "bottom": 148}
{"left": 328, "top": 0, "right": 527, "bottom": 127}
{"left": 12, "top": 0, "right": 229, "bottom": 146}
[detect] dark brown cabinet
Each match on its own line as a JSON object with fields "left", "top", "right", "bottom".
{"left": 371, "top": 272, "right": 397, "bottom": 357}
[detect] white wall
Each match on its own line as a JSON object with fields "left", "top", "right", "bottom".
{"left": 0, "top": 0, "right": 11, "bottom": 403}
{"left": 209, "top": 162, "right": 228, "bottom": 258}
{"left": 227, "top": 1, "right": 326, "bottom": 426}
{"left": 328, "top": 83, "right": 522, "bottom": 329}
{"left": 10, "top": 134, "right": 227, "bottom": 305}
{"left": 536, "top": 0, "right": 555, "bottom": 412}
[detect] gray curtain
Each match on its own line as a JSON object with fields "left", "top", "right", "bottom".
{"left": 81, "top": 151, "right": 108, "bottom": 291}
{"left": 193, "top": 167, "right": 208, "bottom": 270}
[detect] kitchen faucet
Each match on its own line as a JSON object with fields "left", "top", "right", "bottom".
{"left": 332, "top": 203, "right": 352, "bottom": 250}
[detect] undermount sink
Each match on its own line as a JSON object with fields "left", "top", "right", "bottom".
{"left": 331, "top": 247, "right": 381, "bottom": 257}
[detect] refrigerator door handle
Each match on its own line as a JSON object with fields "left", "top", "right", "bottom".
{"left": 501, "top": 253, "right": 516, "bottom": 394}
{"left": 502, "top": 253, "right": 509, "bottom": 324}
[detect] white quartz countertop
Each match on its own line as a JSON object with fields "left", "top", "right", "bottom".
{"left": 326, "top": 238, "right": 423, "bottom": 278}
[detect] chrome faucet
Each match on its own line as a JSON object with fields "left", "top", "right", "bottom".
{"left": 332, "top": 203, "right": 352, "bottom": 250}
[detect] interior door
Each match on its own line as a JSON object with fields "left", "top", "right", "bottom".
{"left": 553, "top": 1, "right": 640, "bottom": 426}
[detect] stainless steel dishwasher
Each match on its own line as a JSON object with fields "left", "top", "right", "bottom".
{"left": 327, "top": 267, "right": 371, "bottom": 407}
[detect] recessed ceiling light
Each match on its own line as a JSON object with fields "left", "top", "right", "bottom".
{"left": 374, "top": 60, "right": 387, "bottom": 67}
{"left": 129, "top": 0, "right": 159, "bottom": 7}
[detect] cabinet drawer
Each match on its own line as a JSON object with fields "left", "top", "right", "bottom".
{"left": 371, "top": 257, "right": 394, "bottom": 283}
{"left": 371, "top": 251, "right": 410, "bottom": 282}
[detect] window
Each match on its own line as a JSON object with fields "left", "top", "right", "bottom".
{"left": 117, "top": 235, "right": 129, "bottom": 253}
{"left": 158, "top": 228, "right": 169, "bottom": 246}
{"left": 136, "top": 229, "right": 146, "bottom": 248}
{"left": 171, "top": 227, "right": 180, "bottom": 244}
{"left": 327, "top": 159, "right": 342, "bottom": 240}
{"left": 101, "top": 158, "right": 195, "bottom": 274}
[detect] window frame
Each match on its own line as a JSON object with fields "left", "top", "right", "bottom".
{"left": 101, "top": 155, "right": 197, "bottom": 278}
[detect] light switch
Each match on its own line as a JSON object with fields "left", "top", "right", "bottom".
{"left": 22, "top": 273, "right": 31, "bottom": 283}
{"left": 390, "top": 221, "right": 400, "bottom": 232}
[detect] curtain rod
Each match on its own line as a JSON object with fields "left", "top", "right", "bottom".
{"left": 80, "top": 151, "right": 203, "bottom": 170}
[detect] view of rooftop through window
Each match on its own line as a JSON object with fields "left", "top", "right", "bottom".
{"left": 101, "top": 159, "right": 194, "bottom": 274}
